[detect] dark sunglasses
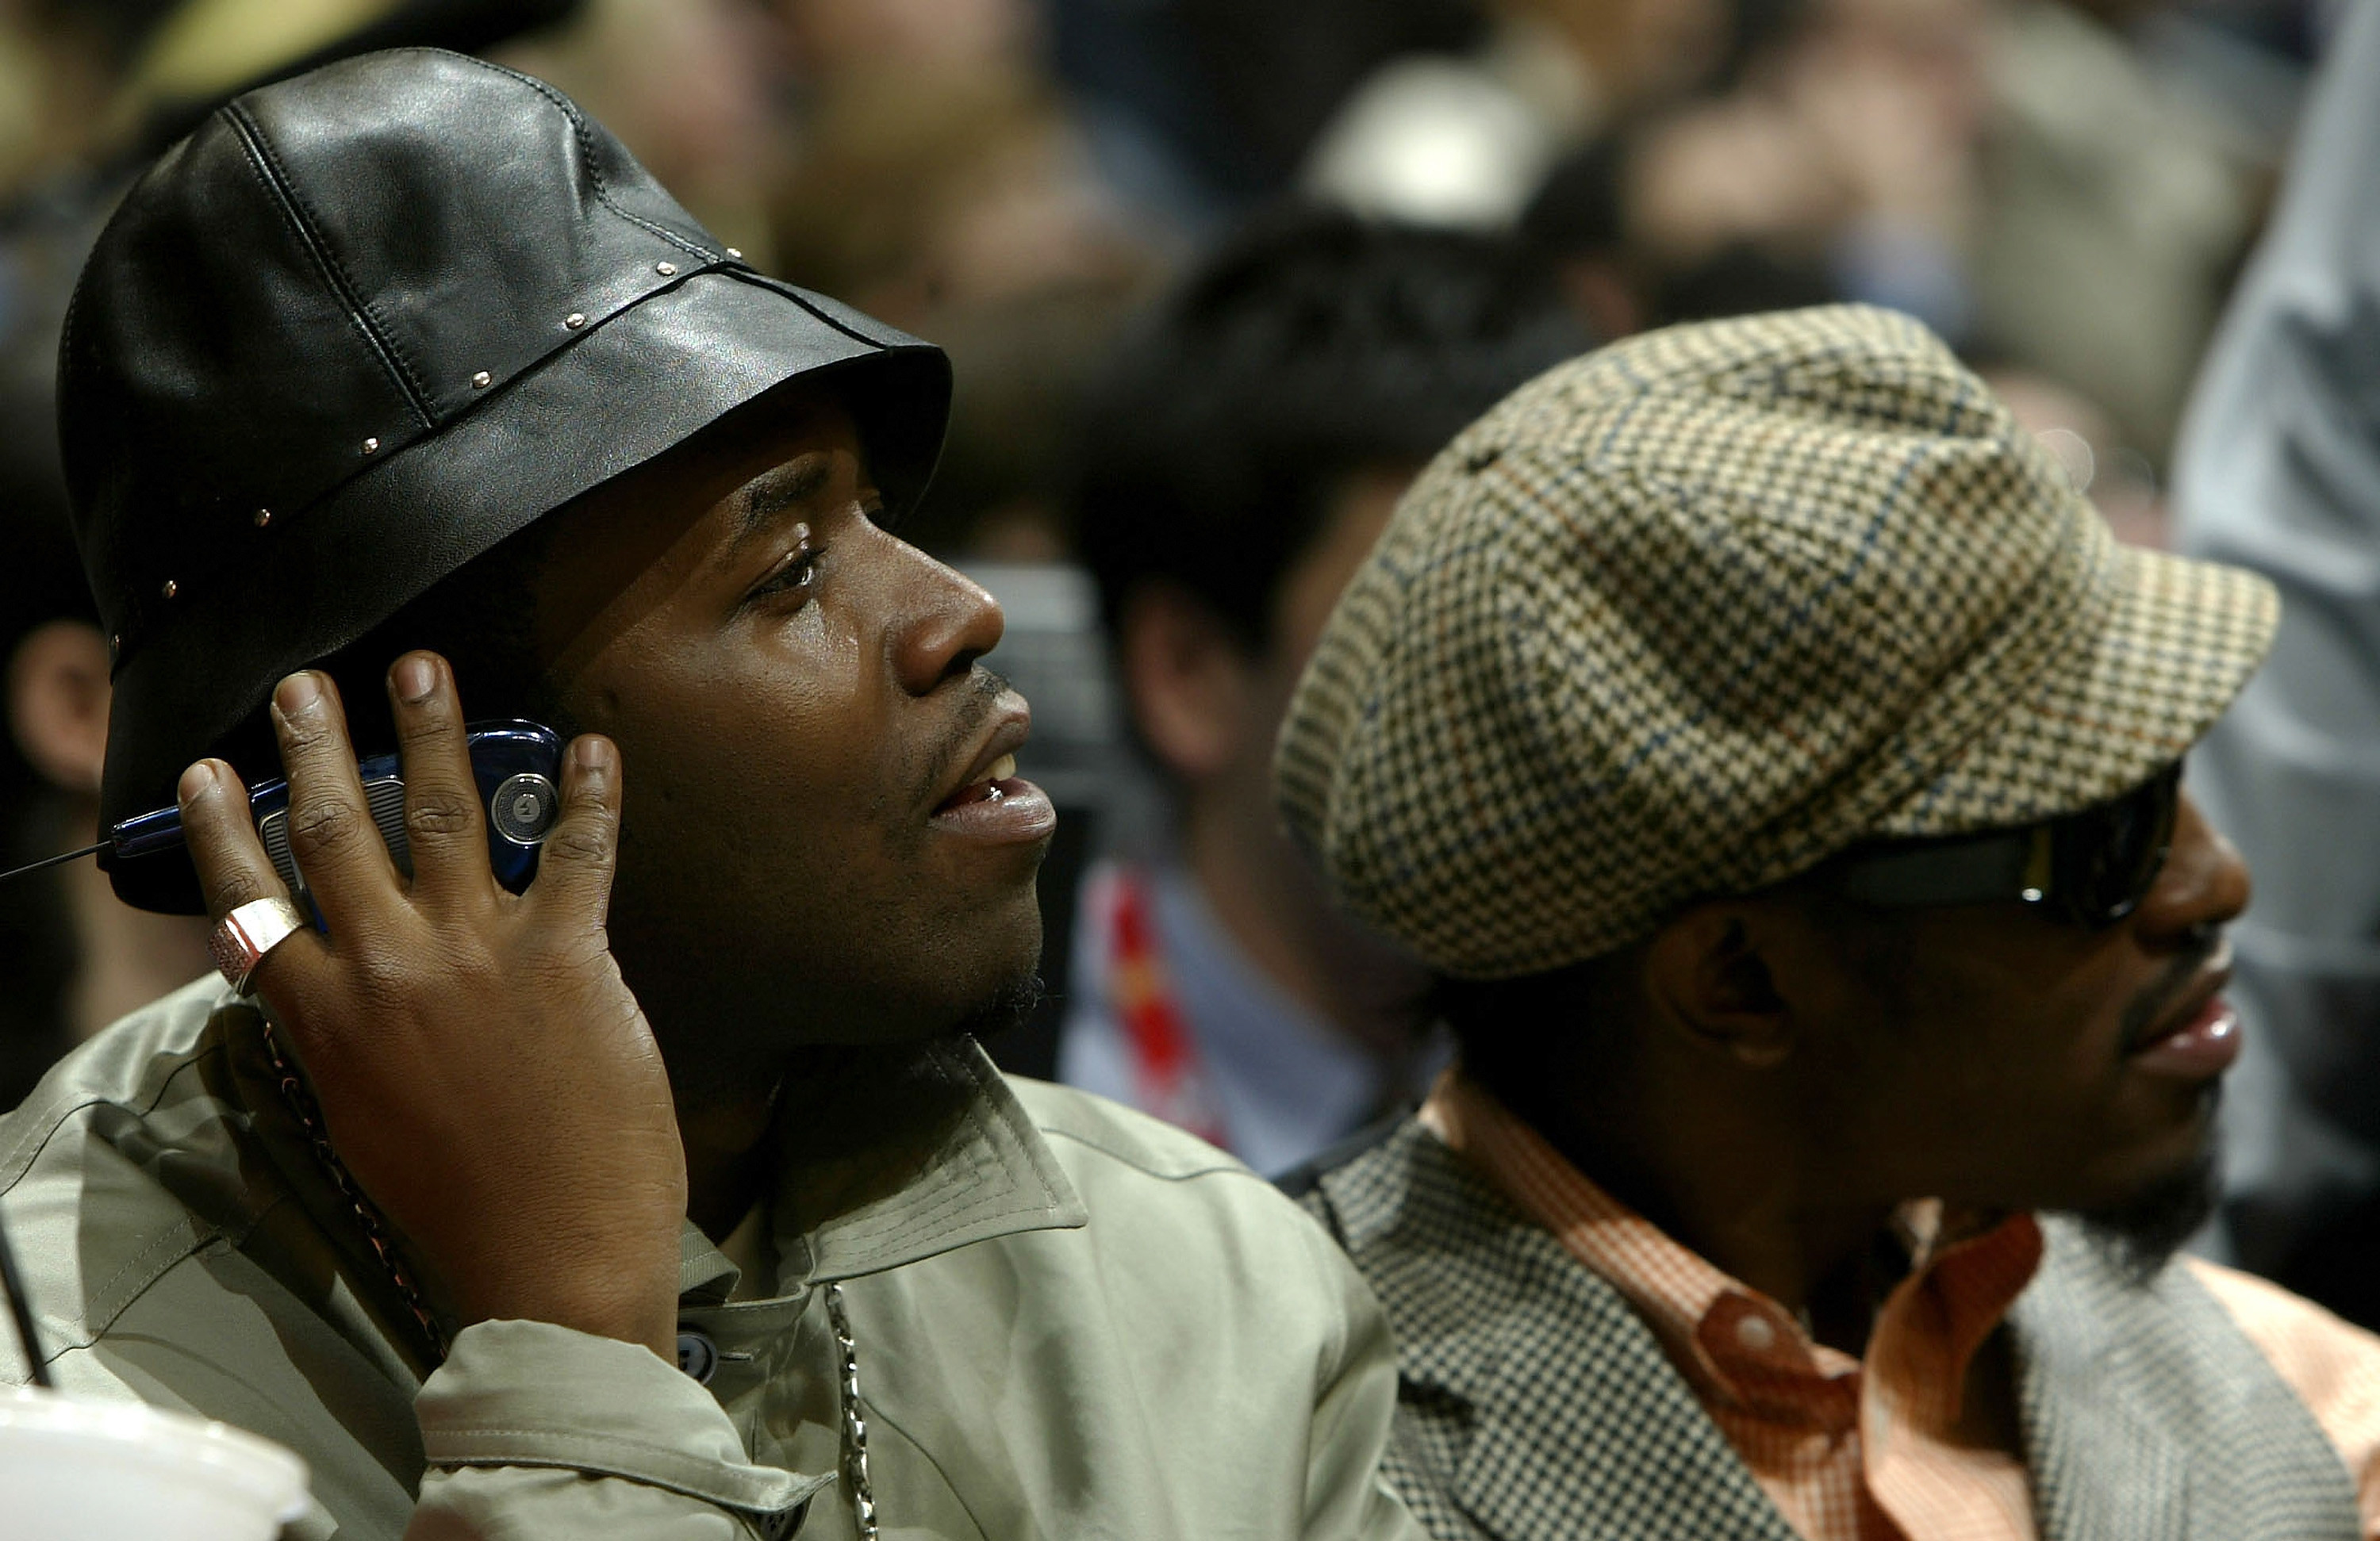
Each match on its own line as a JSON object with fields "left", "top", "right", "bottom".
{"left": 1817, "top": 761, "right": 2183, "bottom": 928}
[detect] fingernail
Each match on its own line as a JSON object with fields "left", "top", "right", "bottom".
{"left": 275, "top": 672, "right": 322, "bottom": 715}
{"left": 176, "top": 760, "right": 218, "bottom": 805}
{"left": 394, "top": 654, "right": 435, "bottom": 703}
{"left": 572, "top": 736, "right": 608, "bottom": 773}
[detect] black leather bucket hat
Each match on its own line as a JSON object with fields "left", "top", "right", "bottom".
{"left": 60, "top": 48, "right": 951, "bottom": 910}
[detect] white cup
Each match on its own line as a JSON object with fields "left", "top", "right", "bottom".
{"left": 0, "top": 1384, "right": 310, "bottom": 1539}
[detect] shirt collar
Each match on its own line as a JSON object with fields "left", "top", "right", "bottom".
{"left": 678, "top": 1037, "right": 1088, "bottom": 1304}
{"left": 1419, "top": 1067, "right": 2042, "bottom": 1422}
{"left": 1420, "top": 1068, "right": 1751, "bottom": 1393}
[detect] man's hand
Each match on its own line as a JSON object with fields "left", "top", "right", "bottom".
{"left": 178, "top": 653, "right": 685, "bottom": 1358}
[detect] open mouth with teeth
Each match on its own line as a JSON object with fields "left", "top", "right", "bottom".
{"left": 938, "top": 753, "right": 1018, "bottom": 812}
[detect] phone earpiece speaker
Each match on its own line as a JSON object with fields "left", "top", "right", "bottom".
{"left": 489, "top": 773, "right": 559, "bottom": 846}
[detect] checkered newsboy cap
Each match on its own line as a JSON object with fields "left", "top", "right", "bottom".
{"left": 1274, "top": 305, "right": 2278, "bottom": 979}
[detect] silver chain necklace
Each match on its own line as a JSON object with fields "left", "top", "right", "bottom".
{"left": 257, "top": 1022, "right": 881, "bottom": 1537}
{"left": 824, "top": 1281, "right": 881, "bottom": 1539}
{"left": 259, "top": 1022, "right": 447, "bottom": 1359}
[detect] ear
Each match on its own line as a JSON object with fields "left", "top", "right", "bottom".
{"left": 1115, "top": 584, "right": 1256, "bottom": 782}
{"left": 1640, "top": 901, "right": 1801, "bottom": 1068}
{"left": 7, "top": 619, "right": 112, "bottom": 795}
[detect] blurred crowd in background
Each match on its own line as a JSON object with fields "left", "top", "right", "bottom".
{"left": 0, "top": 0, "right": 2359, "bottom": 1300}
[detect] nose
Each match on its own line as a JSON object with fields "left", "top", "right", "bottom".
{"left": 2132, "top": 789, "right": 2250, "bottom": 947}
{"left": 889, "top": 544, "right": 1005, "bottom": 696}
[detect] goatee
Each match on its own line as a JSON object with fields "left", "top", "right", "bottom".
{"left": 955, "top": 969, "right": 1046, "bottom": 1048}
{"left": 2071, "top": 1139, "right": 2221, "bottom": 1289}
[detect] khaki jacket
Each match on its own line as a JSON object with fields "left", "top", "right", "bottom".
{"left": 0, "top": 977, "right": 1418, "bottom": 1539}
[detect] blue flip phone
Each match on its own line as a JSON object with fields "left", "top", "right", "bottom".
{"left": 104, "top": 720, "right": 566, "bottom": 922}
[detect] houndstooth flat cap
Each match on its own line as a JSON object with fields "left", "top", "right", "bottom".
{"left": 1274, "top": 305, "right": 2278, "bottom": 979}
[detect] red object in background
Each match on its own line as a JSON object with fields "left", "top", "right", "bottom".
{"left": 1102, "top": 864, "right": 1230, "bottom": 1150}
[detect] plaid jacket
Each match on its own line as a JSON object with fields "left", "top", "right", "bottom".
{"left": 1296, "top": 1117, "right": 2362, "bottom": 1540}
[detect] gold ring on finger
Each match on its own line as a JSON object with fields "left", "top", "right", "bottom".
{"left": 207, "top": 895, "right": 308, "bottom": 996}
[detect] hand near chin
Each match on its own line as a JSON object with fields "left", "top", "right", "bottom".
{"left": 177, "top": 653, "right": 685, "bottom": 1359}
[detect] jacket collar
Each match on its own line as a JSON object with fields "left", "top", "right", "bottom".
{"left": 220, "top": 992, "right": 1083, "bottom": 1317}
{"left": 1319, "top": 1118, "right": 1799, "bottom": 1541}
{"left": 678, "top": 1037, "right": 1087, "bottom": 1304}
{"left": 2006, "top": 1218, "right": 2187, "bottom": 1539}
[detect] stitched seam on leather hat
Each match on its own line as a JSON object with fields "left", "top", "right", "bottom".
{"left": 766, "top": 278, "right": 906, "bottom": 354}
{"left": 222, "top": 102, "right": 433, "bottom": 430}
{"left": 467, "top": 54, "right": 716, "bottom": 262}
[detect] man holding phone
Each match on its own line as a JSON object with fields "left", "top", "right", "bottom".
{"left": 0, "top": 48, "right": 1418, "bottom": 1539}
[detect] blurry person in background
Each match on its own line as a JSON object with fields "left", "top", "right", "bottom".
{"left": 1519, "top": 0, "right": 2266, "bottom": 466}
{"left": 2171, "top": 0, "right": 2380, "bottom": 1332}
{"left": 1304, "top": 0, "right": 1729, "bottom": 231}
{"left": 765, "top": 0, "right": 1165, "bottom": 558}
{"left": 1975, "top": 0, "right": 2267, "bottom": 462}
{"left": 1519, "top": 115, "right": 1840, "bottom": 339}
{"left": 493, "top": 0, "right": 794, "bottom": 265}
{"left": 1045, "top": 0, "right": 1488, "bottom": 232}
{"left": 1520, "top": 0, "right": 1989, "bottom": 342}
{"left": 0, "top": 0, "right": 460, "bottom": 1107}
{"left": 1980, "top": 362, "right": 2169, "bottom": 551}
{"left": 0, "top": 531, "right": 79, "bottom": 1108}
{"left": 0, "top": 1, "right": 174, "bottom": 188}
{"left": 1063, "top": 209, "right": 1591, "bottom": 1174}
{"left": 777, "top": 0, "right": 1038, "bottom": 92}
{"left": 0, "top": 488, "right": 211, "bottom": 1109}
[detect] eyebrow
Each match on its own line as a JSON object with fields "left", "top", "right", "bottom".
{"left": 724, "top": 458, "right": 834, "bottom": 562}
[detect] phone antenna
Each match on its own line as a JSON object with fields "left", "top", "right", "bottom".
{"left": 0, "top": 841, "right": 105, "bottom": 886}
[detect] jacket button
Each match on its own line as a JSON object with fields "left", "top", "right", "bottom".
{"left": 676, "top": 1328, "right": 719, "bottom": 1385}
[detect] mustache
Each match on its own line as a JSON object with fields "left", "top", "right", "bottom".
{"left": 2117, "top": 928, "right": 2223, "bottom": 1052}
{"left": 908, "top": 666, "right": 1014, "bottom": 809}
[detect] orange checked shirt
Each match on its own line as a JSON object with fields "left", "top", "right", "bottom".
{"left": 1420, "top": 1070, "right": 2380, "bottom": 1541}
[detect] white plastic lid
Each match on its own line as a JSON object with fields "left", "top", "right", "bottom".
{"left": 0, "top": 1384, "right": 311, "bottom": 1539}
